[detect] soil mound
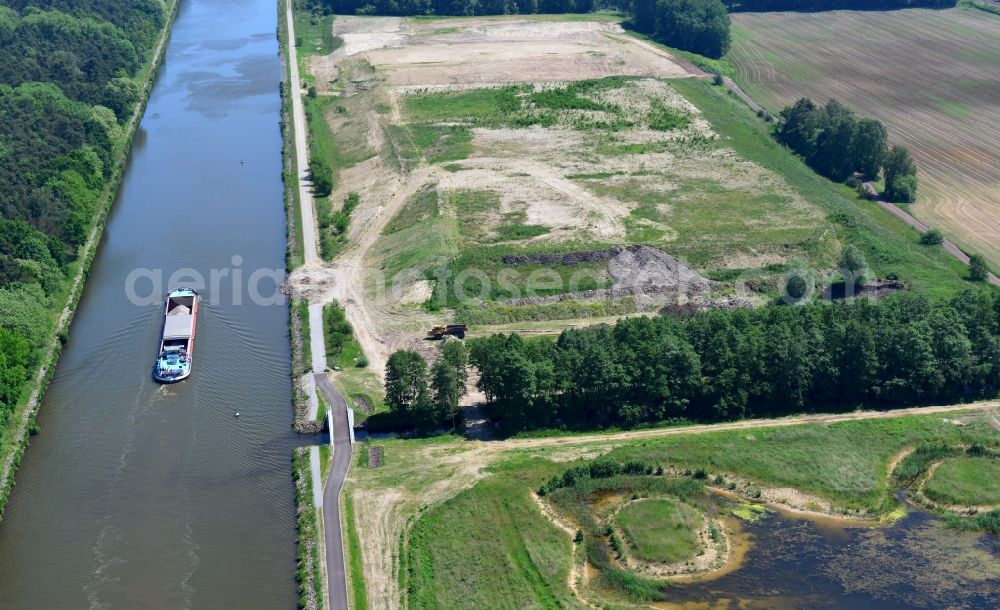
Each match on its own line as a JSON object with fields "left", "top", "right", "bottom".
{"left": 608, "top": 245, "right": 711, "bottom": 291}
{"left": 502, "top": 246, "right": 639, "bottom": 267}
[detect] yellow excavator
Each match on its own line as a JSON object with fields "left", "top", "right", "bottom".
{"left": 427, "top": 324, "right": 468, "bottom": 340}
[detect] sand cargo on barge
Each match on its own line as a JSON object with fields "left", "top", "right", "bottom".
{"left": 153, "top": 288, "right": 199, "bottom": 383}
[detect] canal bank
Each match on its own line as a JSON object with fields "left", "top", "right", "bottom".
{"left": 0, "top": 0, "right": 299, "bottom": 606}
{"left": 0, "top": 0, "right": 180, "bottom": 519}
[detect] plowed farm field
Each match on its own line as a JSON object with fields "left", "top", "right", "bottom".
{"left": 729, "top": 8, "right": 1000, "bottom": 267}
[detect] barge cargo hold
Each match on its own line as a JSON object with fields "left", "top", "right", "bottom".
{"left": 153, "top": 288, "right": 199, "bottom": 383}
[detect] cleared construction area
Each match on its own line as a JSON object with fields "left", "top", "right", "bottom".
{"left": 288, "top": 15, "right": 834, "bottom": 379}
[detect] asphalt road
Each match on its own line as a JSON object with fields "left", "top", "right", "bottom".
{"left": 316, "top": 372, "right": 353, "bottom": 610}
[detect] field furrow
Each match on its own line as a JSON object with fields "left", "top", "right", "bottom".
{"left": 730, "top": 8, "right": 1000, "bottom": 265}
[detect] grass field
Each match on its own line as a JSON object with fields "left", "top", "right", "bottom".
{"left": 345, "top": 408, "right": 1000, "bottom": 609}
{"left": 404, "top": 457, "right": 576, "bottom": 610}
{"left": 728, "top": 7, "right": 1000, "bottom": 268}
{"left": 604, "top": 414, "right": 998, "bottom": 512}
{"left": 924, "top": 456, "right": 1000, "bottom": 507}
{"left": 615, "top": 498, "right": 701, "bottom": 564}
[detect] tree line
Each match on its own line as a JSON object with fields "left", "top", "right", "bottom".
{"left": 459, "top": 289, "right": 1000, "bottom": 434}
{"left": 630, "top": 0, "right": 730, "bottom": 58}
{"left": 0, "top": 1, "right": 166, "bottom": 432}
{"left": 776, "top": 98, "right": 919, "bottom": 202}
{"left": 378, "top": 340, "right": 469, "bottom": 432}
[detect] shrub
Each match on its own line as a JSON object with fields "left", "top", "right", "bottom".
{"left": 886, "top": 174, "right": 918, "bottom": 203}
{"left": 920, "top": 229, "right": 944, "bottom": 245}
{"left": 309, "top": 157, "right": 332, "bottom": 196}
{"left": 839, "top": 244, "right": 869, "bottom": 287}
{"left": 968, "top": 254, "right": 990, "bottom": 282}
{"left": 967, "top": 443, "right": 987, "bottom": 456}
{"left": 785, "top": 274, "right": 810, "bottom": 300}
{"left": 713, "top": 72, "right": 724, "bottom": 86}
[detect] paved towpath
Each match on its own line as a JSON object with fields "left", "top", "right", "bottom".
{"left": 285, "top": 3, "right": 353, "bottom": 608}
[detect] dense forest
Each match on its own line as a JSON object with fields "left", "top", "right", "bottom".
{"left": 776, "top": 98, "right": 918, "bottom": 202}
{"left": 0, "top": 0, "right": 167, "bottom": 432}
{"left": 458, "top": 290, "right": 1000, "bottom": 433}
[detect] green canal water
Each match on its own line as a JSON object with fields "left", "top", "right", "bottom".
{"left": 0, "top": 0, "right": 299, "bottom": 606}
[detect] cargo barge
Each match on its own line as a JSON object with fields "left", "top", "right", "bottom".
{"left": 153, "top": 288, "right": 198, "bottom": 383}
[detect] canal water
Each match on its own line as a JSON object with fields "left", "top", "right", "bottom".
{"left": 0, "top": 0, "right": 299, "bottom": 607}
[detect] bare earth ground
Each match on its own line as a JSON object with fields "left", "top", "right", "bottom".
{"left": 728, "top": 7, "right": 1000, "bottom": 267}
{"left": 349, "top": 402, "right": 999, "bottom": 610}
{"left": 316, "top": 16, "right": 692, "bottom": 88}
{"left": 289, "top": 15, "right": 831, "bottom": 376}
{"left": 292, "top": 15, "right": 703, "bottom": 377}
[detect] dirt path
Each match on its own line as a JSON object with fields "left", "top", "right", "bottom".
{"left": 529, "top": 493, "right": 600, "bottom": 610}
{"left": 617, "top": 33, "right": 710, "bottom": 79}
{"left": 492, "top": 401, "right": 1000, "bottom": 451}
{"left": 326, "top": 166, "right": 441, "bottom": 380}
{"left": 862, "top": 182, "right": 1000, "bottom": 287}
{"left": 722, "top": 76, "right": 764, "bottom": 114}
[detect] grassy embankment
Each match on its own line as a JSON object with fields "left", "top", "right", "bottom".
{"left": 293, "top": 11, "right": 368, "bottom": 261}
{"left": 293, "top": 447, "right": 325, "bottom": 610}
{"left": 321, "top": 301, "right": 383, "bottom": 422}
{"left": 282, "top": 7, "right": 327, "bottom": 609}
{"left": 342, "top": 492, "right": 370, "bottom": 610}
{"left": 280, "top": 0, "right": 317, "bottom": 434}
{"left": 960, "top": 0, "right": 1000, "bottom": 15}
{"left": 279, "top": 0, "right": 305, "bottom": 270}
{"left": 924, "top": 456, "right": 1000, "bottom": 507}
{"left": 0, "top": 0, "right": 181, "bottom": 515}
{"left": 392, "top": 410, "right": 998, "bottom": 608}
